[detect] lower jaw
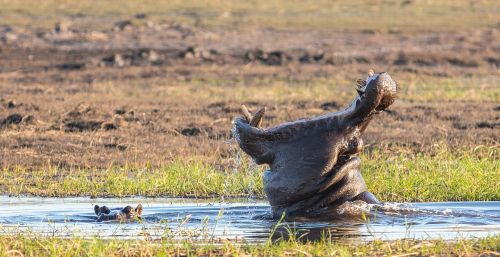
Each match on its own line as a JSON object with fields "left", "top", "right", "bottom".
{"left": 270, "top": 157, "right": 365, "bottom": 218}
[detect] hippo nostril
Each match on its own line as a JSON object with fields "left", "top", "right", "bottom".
{"left": 378, "top": 73, "right": 397, "bottom": 92}
{"left": 371, "top": 73, "right": 397, "bottom": 111}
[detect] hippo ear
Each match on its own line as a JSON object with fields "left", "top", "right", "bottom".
{"left": 135, "top": 204, "right": 143, "bottom": 215}
{"left": 121, "top": 205, "right": 133, "bottom": 214}
{"left": 94, "top": 205, "right": 100, "bottom": 215}
{"left": 100, "top": 206, "right": 111, "bottom": 214}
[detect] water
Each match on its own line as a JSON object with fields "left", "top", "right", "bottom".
{"left": 0, "top": 196, "right": 498, "bottom": 242}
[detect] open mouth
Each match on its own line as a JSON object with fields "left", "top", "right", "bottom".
{"left": 233, "top": 71, "right": 398, "bottom": 165}
{"left": 233, "top": 71, "right": 398, "bottom": 217}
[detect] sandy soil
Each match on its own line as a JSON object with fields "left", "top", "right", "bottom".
{"left": 0, "top": 23, "right": 498, "bottom": 168}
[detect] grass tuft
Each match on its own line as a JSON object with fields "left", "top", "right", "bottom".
{"left": 0, "top": 234, "right": 498, "bottom": 257}
{"left": 364, "top": 145, "right": 499, "bottom": 202}
{"left": 1, "top": 144, "right": 497, "bottom": 202}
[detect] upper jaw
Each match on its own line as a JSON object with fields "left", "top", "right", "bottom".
{"left": 346, "top": 72, "right": 398, "bottom": 128}
{"left": 233, "top": 72, "right": 397, "bottom": 163}
{"left": 370, "top": 72, "right": 398, "bottom": 111}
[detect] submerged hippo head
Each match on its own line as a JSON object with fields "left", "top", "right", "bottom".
{"left": 233, "top": 72, "right": 397, "bottom": 218}
{"left": 94, "top": 204, "right": 143, "bottom": 222}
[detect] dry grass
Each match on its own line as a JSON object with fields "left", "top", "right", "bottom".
{"left": 10, "top": 70, "right": 497, "bottom": 106}
{"left": 0, "top": 0, "right": 498, "bottom": 31}
{"left": 1, "top": 66, "right": 498, "bottom": 168}
{"left": 141, "top": 74, "right": 500, "bottom": 104}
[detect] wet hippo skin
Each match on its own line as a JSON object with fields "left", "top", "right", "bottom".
{"left": 233, "top": 72, "right": 398, "bottom": 218}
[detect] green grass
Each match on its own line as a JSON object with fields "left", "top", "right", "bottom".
{"left": 0, "top": 0, "right": 498, "bottom": 31}
{"left": 0, "top": 234, "right": 498, "bottom": 257}
{"left": 94, "top": 74, "right": 500, "bottom": 105}
{"left": 1, "top": 145, "right": 498, "bottom": 202}
{"left": 364, "top": 145, "right": 500, "bottom": 202}
{"left": 401, "top": 75, "right": 500, "bottom": 103}
{"left": 0, "top": 160, "right": 262, "bottom": 198}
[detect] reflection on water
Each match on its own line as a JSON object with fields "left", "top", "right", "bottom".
{"left": 0, "top": 196, "right": 498, "bottom": 242}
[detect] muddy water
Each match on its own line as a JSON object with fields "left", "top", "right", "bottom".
{"left": 0, "top": 196, "right": 498, "bottom": 242}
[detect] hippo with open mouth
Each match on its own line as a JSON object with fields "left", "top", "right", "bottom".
{"left": 94, "top": 204, "right": 143, "bottom": 222}
{"left": 233, "top": 72, "right": 398, "bottom": 219}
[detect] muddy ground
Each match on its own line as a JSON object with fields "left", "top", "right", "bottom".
{"left": 0, "top": 22, "right": 498, "bottom": 168}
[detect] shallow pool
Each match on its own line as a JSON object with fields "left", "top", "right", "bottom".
{"left": 0, "top": 196, "right": 498, "bottom": 242}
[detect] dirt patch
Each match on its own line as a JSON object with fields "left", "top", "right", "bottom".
{"left": 0, "top": 24, "right": 499, "bottom": 77}
{"left": 0, "top": 25, "right": 498, "bottom": 169}
{"left": 63, "top": 120, "right": 103, "bottom": 132}
{"left": 0, "top": 97, "right": 497, "bottom": 169}
{"left": 1, "top": 113, "right": 23, "bottom": 127}
{"left": 476, "top": 121, "right": 499, "bottom": 129}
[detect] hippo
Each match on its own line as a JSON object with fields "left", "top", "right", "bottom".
{"left": 94, "top": 204, "right": 143, "bottom": 222}
{"left": 233, "top": 71, "right": 398, "bottom": 219}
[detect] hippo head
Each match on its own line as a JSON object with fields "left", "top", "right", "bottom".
{"left": 94, "top": 205, "right": 111, "bottom": 215}
{"left": 233, "top": 72, "right": 397, "bottom": 218}
{"left": 118, "top": 204, "right": 143, "bottom": 221}
{"left": 94, "top": 204, "right": 143, "bottom": 222}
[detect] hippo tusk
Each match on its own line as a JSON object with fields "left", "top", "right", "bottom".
{"left": 250, "top": 107, "right": 266, "bottom": 127}
{"left": 240, "top": 105, "right": 253, "bottom": 123}
{"left": 241, "top": 105, "right": 266, "bottom": 128}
